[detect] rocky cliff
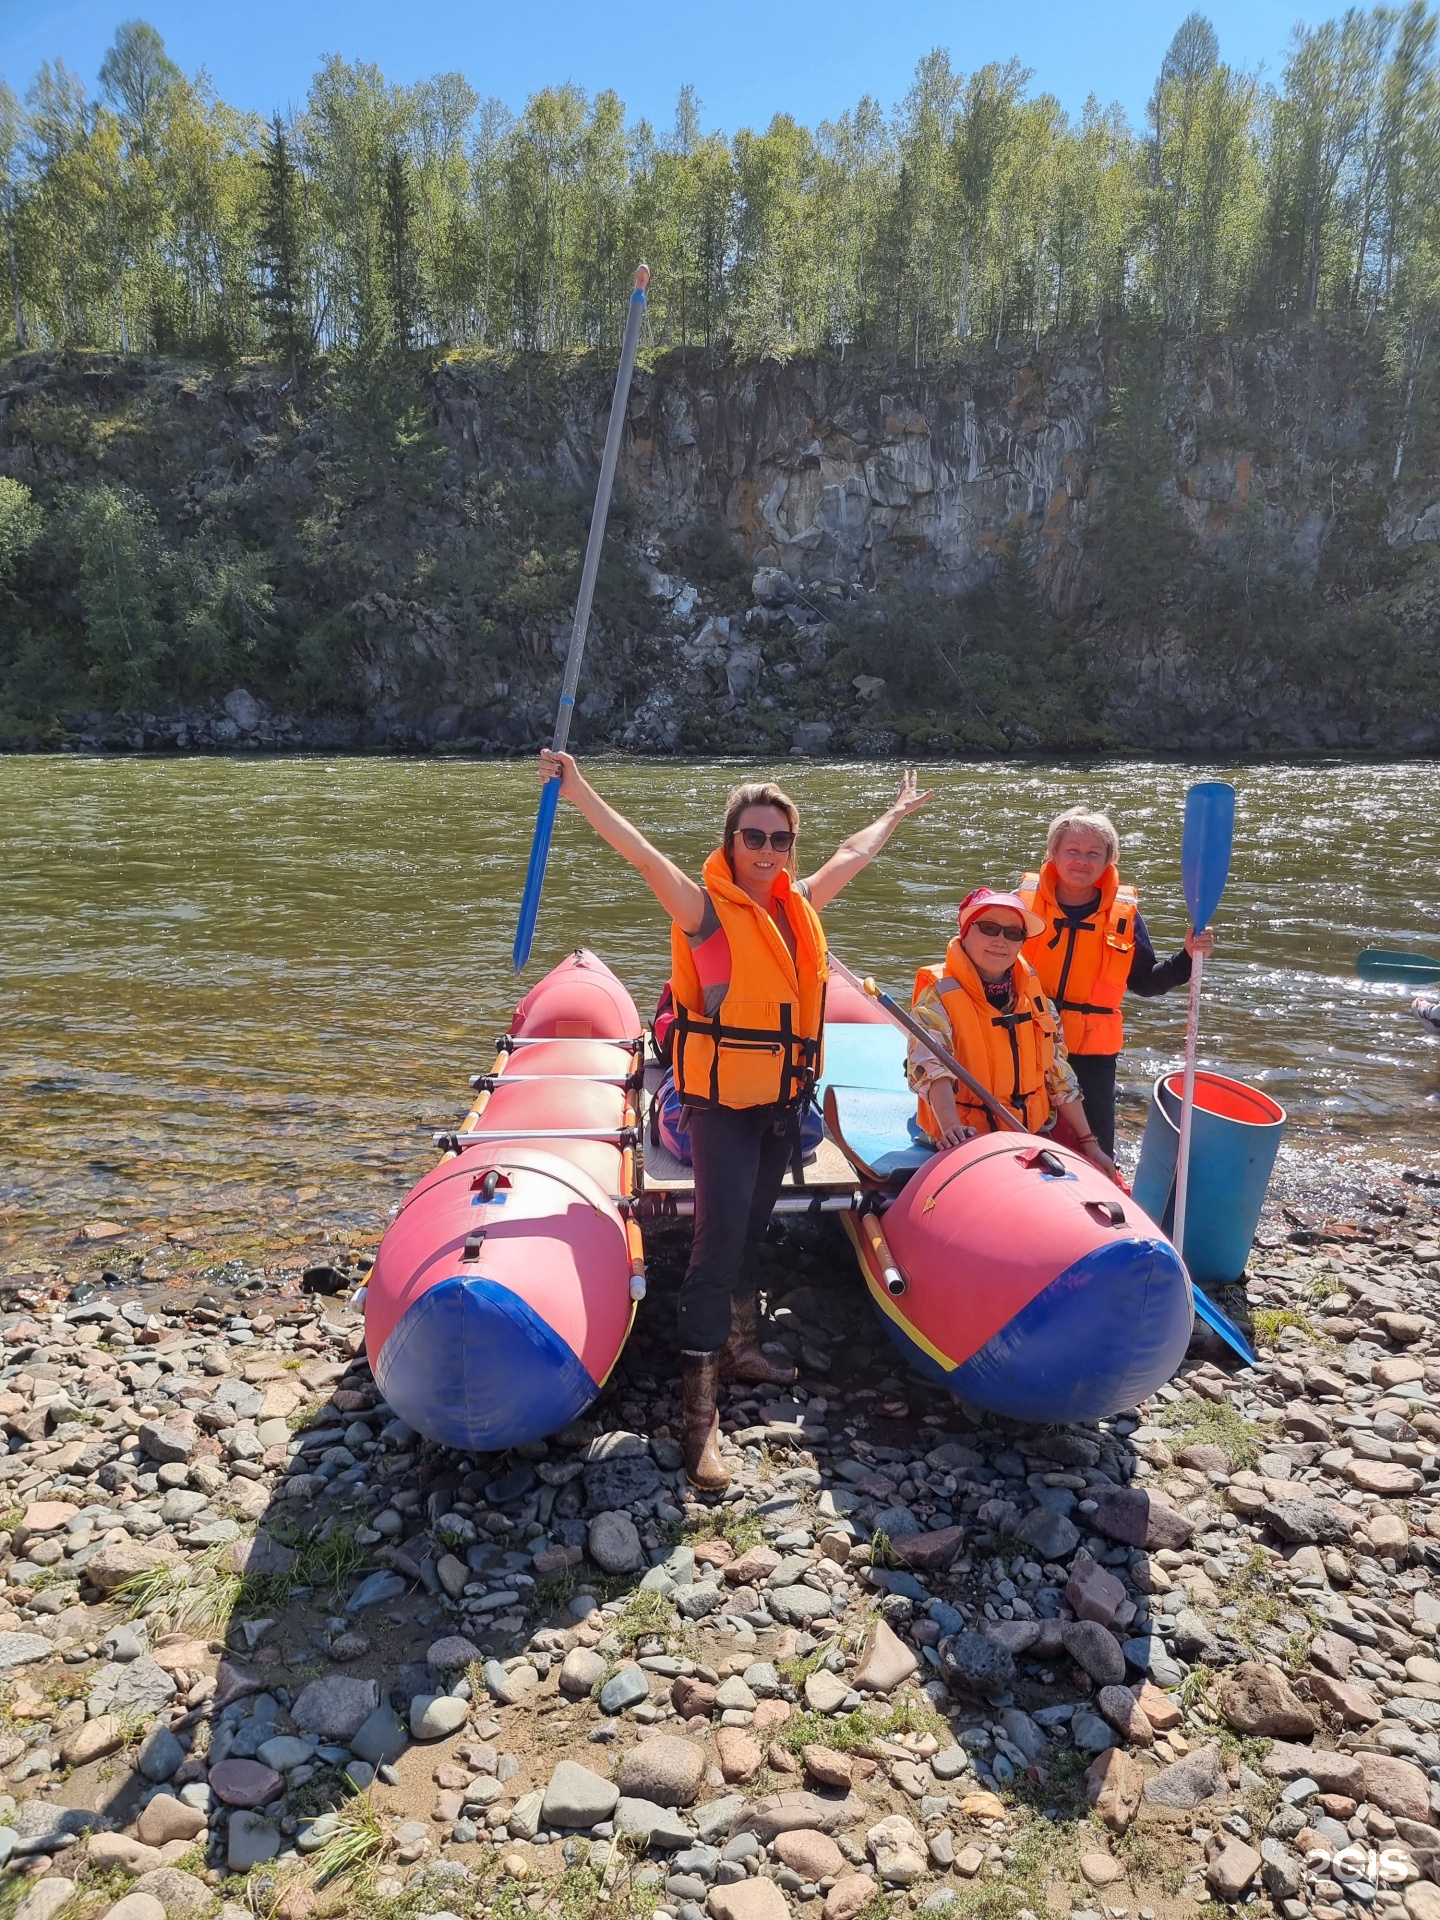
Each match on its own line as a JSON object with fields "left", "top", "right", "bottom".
{"left": 3, "top": 326, "right": 1439, "bottom": 754}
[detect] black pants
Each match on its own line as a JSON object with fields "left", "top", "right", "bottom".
{"left": 677, "top": 1103, "right": 793, "bottom": 1352}
{"left": 1070, "top": 1053, "right": 1119, "bottom": 1158}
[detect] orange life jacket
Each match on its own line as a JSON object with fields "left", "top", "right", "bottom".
{"left": 912, "top": 939, "right": 1057, "bottom": 1138}
{"left": 1017, "top": 862, "right": 1138, "bottom": 1056}
{"left": 670, "top": 848, "right": 828, "bottom": 1111}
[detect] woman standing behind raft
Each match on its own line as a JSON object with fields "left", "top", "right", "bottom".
{"left": 1017, "top": 806, "right": 1214, "bottom": 1158}
{"left": 537, "top": 751, "right": 931, "bottom": 1491}
{"left": 908, "top": 888, "right": 1118, "bottom": 1181}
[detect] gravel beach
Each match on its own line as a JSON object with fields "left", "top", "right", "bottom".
{"left": 0, "top": 1167, "right": 1436, "bottom": 1920}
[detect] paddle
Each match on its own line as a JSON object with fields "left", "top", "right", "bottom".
{"left": 512, "top": 265, "right": 650, "bottom": 973}
{"left": 1357, "top": 948, "right": 1440, "bottom": 983}
{"left": 1171, "top": 780, "right": 1236, "bottom": 1275}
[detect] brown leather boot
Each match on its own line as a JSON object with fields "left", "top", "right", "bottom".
{"left": 680, "top": 1350, "right": 728, "bottom": 1492}
{"left": 720, "top": 1292, "right": 797, "bottom": 1387}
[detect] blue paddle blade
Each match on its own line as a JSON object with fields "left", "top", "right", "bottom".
{"left": 513, "top": 777, "right": 561, "bottom": 973}
{"left": 1356, "top": 947, "right": 1440, "bottom": 982}
{"left": 1191, "top": 1284, "right": 1256, "bottom": 1366}
{"left": 1180, "top": 781, "right": 1236, "bottom": 932}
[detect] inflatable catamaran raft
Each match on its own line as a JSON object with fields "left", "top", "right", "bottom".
{"left": 365, "top": 948, "right": 1196, "bottom": 1450}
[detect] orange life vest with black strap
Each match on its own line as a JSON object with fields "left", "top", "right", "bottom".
{"left": 1017, "top": 862, "right": 1138, "bottom": 1056}
{"left": 912, "top": 940, "right": 1057, "bottom": 1138}
{"left": 669, "top": 848, "right": 828, "bottom": 1111}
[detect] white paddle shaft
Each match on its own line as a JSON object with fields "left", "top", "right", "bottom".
{"left": 1171, "top": 948, "right": 1204, "bottom": 1261}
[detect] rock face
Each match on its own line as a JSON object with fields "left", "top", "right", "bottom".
{"left": 16, "top": 330, "right": 1440, "bottom": 757}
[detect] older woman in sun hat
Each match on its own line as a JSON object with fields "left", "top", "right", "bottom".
{"left": 1017, "top": 805, "right": 1214, "bottom": 1158}
{"left": 907, "top": 886, "right": 1118, "bottom": 1182}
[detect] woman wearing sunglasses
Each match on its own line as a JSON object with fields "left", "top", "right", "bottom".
{"left": 537, "top": 748, "right": 929, "bottom": 1490}
{"left": 908, "top": 887, "right": 1118, "bottom": 1182}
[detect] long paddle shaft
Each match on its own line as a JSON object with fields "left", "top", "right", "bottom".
{"left": 1171, "top": 952, "right": 1205, "bottom": 1260}
{"left": 1170, "top": 781, "right": 1236, "bottom": 1265}
{"left": 512, "top": 265, "right": 650, "bottom": 973}
{"left": 828, "top": 955, "right": 1024, "bottom": 1136}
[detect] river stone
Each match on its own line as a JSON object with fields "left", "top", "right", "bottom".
{"left": 599, "top": 1664, "right": 650, "bottom": 1714}
{"left": 346, "top": 1570, "right": 407, "bottom": 1612}
{"left": 868, "top": 1814, "right": 927, "bottom": 1885}
{"left": 292, "top": 1675, "right": 381, "bottom": 1741}
{"left": 747, "top": 1791, "right": 867, "bottom": 1842}
{"left": 228, "top": 1809, "right": 280, "bottom": 1871}
{"left": 1062, "top": 1620, "right": 1127, "bottom": 1685}
{"left": 855, "top": 1616, "right": 919, "bottom": 1692}
{"left": 617, "top": 1735, "right": 707, "bottom": 1807}
{"left": 615, "top": 1797, "right": 697, "bottom": 1848}
{"left": 1088, "top": 1486, "right": 1193, "bottom": 1550}
{"left": 560, "top": 1647, "right": 608, "bottom": 1698}
{"left": 11, "top": 1882, "right": 75, "bottom": 1920}
{"left": 60, "top": 1715, "right": 125, "bottom": 1768}
{"left": 941, "top": 1630, "right": 1015, "bottom": 1696}
{"left": 1144, "top": 1742, "right": 1226, "bottom": 1809}
{"left": 106, "top": 1655, "right": 176, "bottom": 1716}
{"left": 256, "top": 1735, "right": 314, "bottom": 1771}
{"left": 1218, "top": 1662, "right": 1316, "bottom": 1738}
{"left": 768, "top": 1584, "right": 833, "bottom": 1624}
{"left": 136, "top": 1797, "right": 207, "bottom": 1846}
{"left": 1259, "top": 1498, "right": 1353, "bottom": 1545}
{"left": 427, "top": 1635, "right": 483, "bottom": 1671}
{"left": 709, "top": 1882, "right": 792, "bottom": 1920}
{"left": 1014, "top": 1507, "right": 1081, "bottom": 1561}
{"left": 542, "top": 1759, "right": 621, "bottom": 1827}
{"left": 585, "top": 1455, "right": 663, "bottom": 1510}
{"left": 350, "top": 1704, "right": 408, "bottom": 1765}
{"left": 776, "top": 1830, "right": 847, "bottom": 1880}
{"left": 100, "top": 1899, "right": 167, "bottom": 1920}
{"left": 0, "top": 1632, "right": 59, "bottom": 1671}
{"left": 1358, "top": 1753, "right": 1434, "bottom": 1823}
{"left": 411, "top": 1694, "right": 469, "bottom": 1739}
{"left": 136, "top": 1725, "right": 186, "bottom": 1782}
{"left": 209, "top": 1758, "right": 283, "bottom": 1808}
{"left": 804, "top": 1669, "right": 851, "bottom": 1714}
{"left": 588, "top": 1510, "right": 643, "bottom": 1574}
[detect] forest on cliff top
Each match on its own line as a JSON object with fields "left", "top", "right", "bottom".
{"left": 3, "top": 11, "right": 1440, "bottom": 370}
{"left": 3, "top": 11, "right": 1440, "bottom": 750}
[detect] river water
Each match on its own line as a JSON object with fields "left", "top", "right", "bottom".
{"left": 2, "top": 755, "right": 1437, "bottom": 1276}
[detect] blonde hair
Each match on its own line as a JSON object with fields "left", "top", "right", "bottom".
{"left": 723, "top": 781, "right": 800, "bottom": 875}
{"left": 1045, "top": 805, "right": 1119, "bottom": 866}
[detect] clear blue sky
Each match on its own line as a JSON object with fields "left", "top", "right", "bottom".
{"left": 2, "top": 0, "right": 1345, "bottom": 134}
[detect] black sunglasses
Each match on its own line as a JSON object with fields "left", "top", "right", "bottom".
{"left": 738, "top": 828, "right": 795, "bottom": 852}
{"left": 972, "top": 919, "right": 1027, "bottom": 943}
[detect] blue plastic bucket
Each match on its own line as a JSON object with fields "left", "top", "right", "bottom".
{"left": 1132, "top": 1070, "right": 1286, "bottom": 1285}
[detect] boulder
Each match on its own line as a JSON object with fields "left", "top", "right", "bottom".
{"left": 1143, "top": 1742, "right": 1226, "bottom": 1809}
{"left": 541, "top": 1759, "right": 620, "bottom": 1828}
{"left": 588, "top": 1510, "right": 643, "bottom": 1574}
{"left": 854, "top": 1617, "right": 918, "bottom": 1692}
{"left": 1087, "top": 1748, "right": 1143, "bottom": 1833}
{"left": 616, "top": 1735, "right": 707, "bottom": 1807}
{"left": 1207, "top": 1838, "right": 1262, "bottom": 1900}
{"left": 867, "top": 1814, "right": 927, "bottom": 1885}
{"left": 1088, "top": 1486, "right": 1193, "bottom": 1550}
{"left": 291, "top": 1675, "right": 381, "bottom": 1741}
{"left": 1218, "top": 1662, "right": 1316, "bottom": 1738}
